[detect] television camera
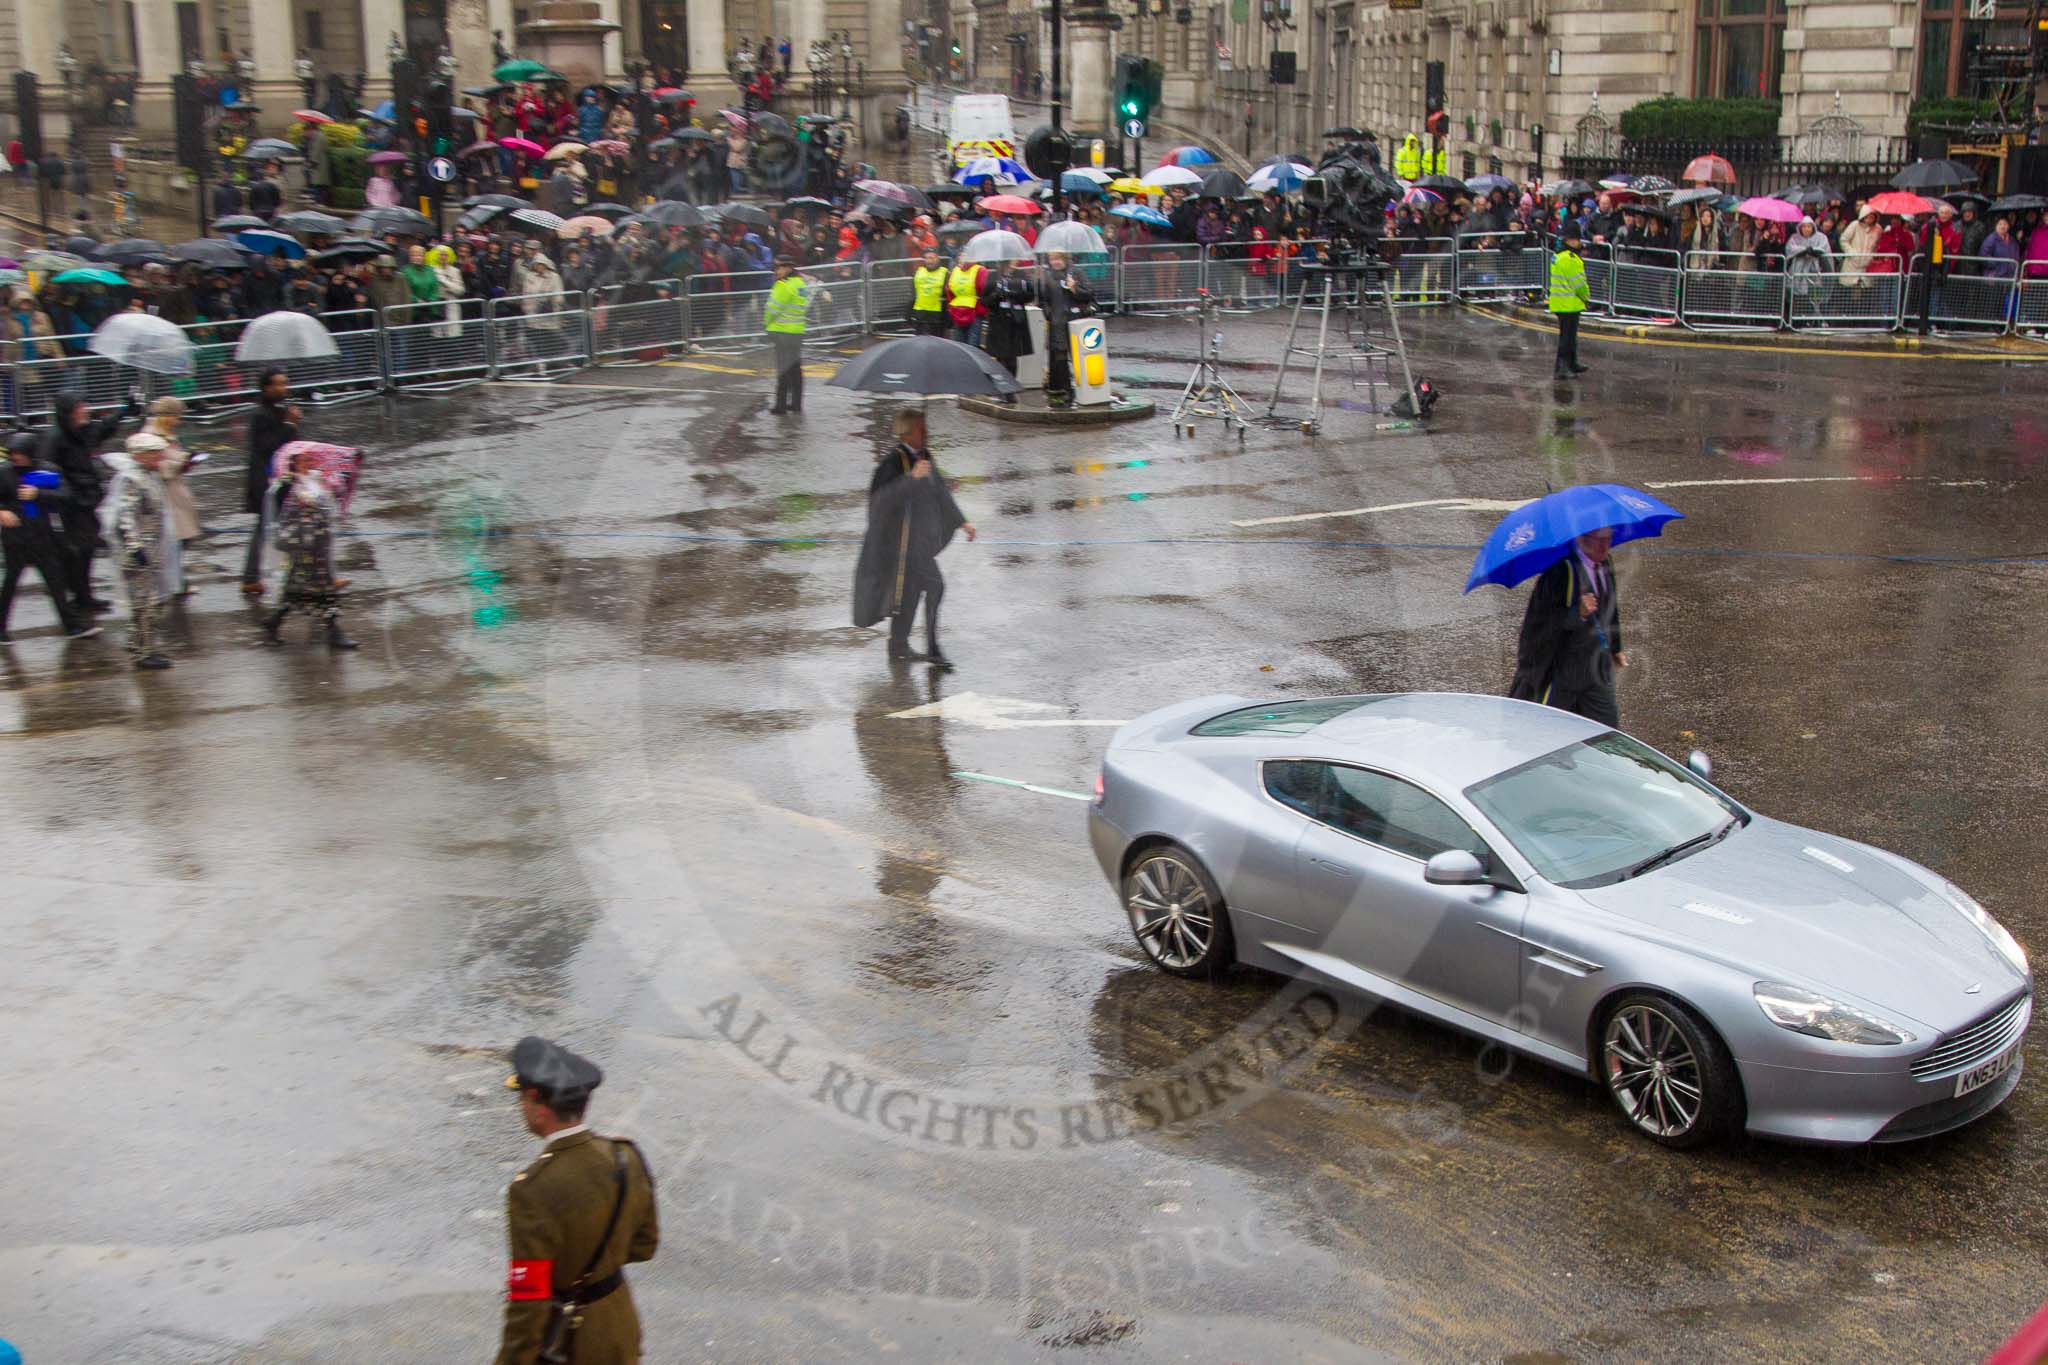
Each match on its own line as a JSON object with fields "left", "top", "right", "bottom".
{"left": 1299, "top": 126, "right": 1404, "bottom": 266}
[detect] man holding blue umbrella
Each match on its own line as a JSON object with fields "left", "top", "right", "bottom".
{"left": 1508, "top": 526, "right": 1627, "bottom": 725}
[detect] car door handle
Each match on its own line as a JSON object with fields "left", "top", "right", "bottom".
{"left": 1309, "top": 857, "right": 1356, "bottom": 876}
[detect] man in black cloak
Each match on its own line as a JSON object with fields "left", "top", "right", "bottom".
{"left": 853, "top": 409, "right": 977, "bottom": 669}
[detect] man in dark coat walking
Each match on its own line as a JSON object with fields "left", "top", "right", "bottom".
{"left": 1507, "top": 527, "right": 1628, "bottom": 727}
{"left": 38, "top": 390, "right": 138, "bottom": 614}
{"left": 242, "top": 369, "right": 299, "bottom": 592}
{"left": 853, "top": 409, "right": 976, "bottom": 669}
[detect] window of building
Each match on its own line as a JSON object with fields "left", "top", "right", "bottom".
{"left": 304, "top": 10, "right": 324, "bottom": 50}
{"left": 1918, "top": 0, "right": 2030, "bottom": 97}
{"left": 1693, "top": 0, "right": 1786, "bottom": 99}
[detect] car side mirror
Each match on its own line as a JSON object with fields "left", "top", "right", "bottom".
{"left": 1424, "top": 849, "right": 1490, "bottom": 887}
{"left": 1687, "top": 750, "right": 1713, "bottom": 781}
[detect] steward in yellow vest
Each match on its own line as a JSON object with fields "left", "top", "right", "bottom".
{"left": 945, "top": 261, "right": 985, "bottom": 341}
{"left": 911, "top": 249, "right": 949, "bottom": 335}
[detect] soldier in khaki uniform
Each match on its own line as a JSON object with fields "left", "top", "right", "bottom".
{"left": 496, "top": 1037, "right": 660, "bottom": 1365}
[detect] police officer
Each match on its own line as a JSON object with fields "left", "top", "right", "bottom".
{"left": 1548, "top": 224, "right": 1591, "bottom": 380}
{"left": 497, "top": 1037, "right": 659, "bottom": 1365}
{"left": 1394, "top": 134, "right": 1422, "bottom": 182}
{"left": 910, "top": 247, "right": 949, "bottom": 336}
{"left": 764, "top": 254, "right": 814, "bottom": 414}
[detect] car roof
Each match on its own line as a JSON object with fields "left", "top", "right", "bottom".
{"left": 1200, "top": 692, "right": 1608, "bottom": 791}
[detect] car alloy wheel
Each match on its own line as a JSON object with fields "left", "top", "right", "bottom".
{"left": 1124, "top": 850, "right": 1225, "bottom": 975}
{"left": 1604, "top": 1002, "right": 1705, "bottom": 1140}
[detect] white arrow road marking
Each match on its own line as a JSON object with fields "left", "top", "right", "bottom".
{"left": 952, "top": 771, "right": 1095, "bottom": 801}
{"left": 888, "top": 691, "right": 1131, "bottom": 730}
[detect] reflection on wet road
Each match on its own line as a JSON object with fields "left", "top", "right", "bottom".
{"left": 1, "top": 309, "right": 2042, "bottom": 1363}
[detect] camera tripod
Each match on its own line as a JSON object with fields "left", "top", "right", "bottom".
{"left": 1265, "top": 260, "right": 1422, "bottom": 436}
{"left": 1168, "top": 291, "right": 1253, "bottom": 442}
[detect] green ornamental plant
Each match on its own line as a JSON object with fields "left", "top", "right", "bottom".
{"left": 1618, "top": 97, "right": 1780, "bottom": 143}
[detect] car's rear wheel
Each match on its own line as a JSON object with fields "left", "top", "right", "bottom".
{"left": 1123, "top": 847, "right": 1234, "bottom": 980}
{"left": 1599, "top": 992, "right": 1743, "bottom": 1149}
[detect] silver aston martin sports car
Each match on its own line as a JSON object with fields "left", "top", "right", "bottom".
{"left": 1088, "top": 693, "right": 2033, "bottom": 1148}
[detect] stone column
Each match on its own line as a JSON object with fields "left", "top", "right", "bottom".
{"left": 687, "top": 0, "right": 736, "bottom": 108}
{"left": 789, "top": 0, "right": 826, "bottom": 106}
{"left": 359, "top": 0, "right": 407, "bottom": 96}
{"left": 448, "top": 0, "right": 496, "bottom": 91}
{"left": 240, "top": 0, "right": 303, "bottom": 117}
{"left": 1065, "top": 5, "right": 1115, "bottom": 137}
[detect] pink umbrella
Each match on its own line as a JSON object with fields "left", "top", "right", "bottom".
{"left": 977, "top": 193, "right": 1042, "bottom": 216}
{"left": 589, "top": 139, "right": 630, "bottom": 155}
{"left": 501, "top": 136, "right": 545, "bottom": 158}
{"left": 272, "top": 441, "right": 365, "bottom": 515}
{"left": 1736, "top": 196, "right": 1803, "bottom": 224}
{"left": 366, "top": 150, "right": 408, "bottom": 165}
{"left": 292, "top": 109, "right": 334, "bottom": 125}
{"left": 718, "top": 108, "right": 748, "bottom": 129}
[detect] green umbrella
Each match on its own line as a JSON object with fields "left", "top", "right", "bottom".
{"left": 53, "top": 267, "right": 130, "bottom": 286}
{"left": 494, "top": 58, "right": 560, "bottom": 82}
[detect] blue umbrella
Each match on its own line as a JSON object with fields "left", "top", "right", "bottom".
{"left": 235, "top": 229, "right": 307, "bottom": 259}
{"left": 1059, "top": 171, "right": 1105, "bottom": 197}
{"left": 1466, "top": 173, "right": 1516, "bottom": 195}
{"left": 954, "top": 155, "right": 1030, "bottom": 186}
{"left": 1464, "top": 485, "right": 1683, "bottom": 592}
{"left": 1110, "top": 203, "right": 1172, "bottom": 229}
{"left": 372, "top": 98, "right": 395, "bottom": 121}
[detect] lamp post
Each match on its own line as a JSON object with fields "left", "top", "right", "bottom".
{"left": 838, "top": 31, "right": 854, "bottom": 121}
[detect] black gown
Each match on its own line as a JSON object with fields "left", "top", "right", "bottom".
{"left": 852, "top": 447, "right": 965, "bottom": 629}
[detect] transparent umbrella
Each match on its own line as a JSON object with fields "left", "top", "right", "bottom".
{"left": 88, "top": 313, "right": 196, "bottom": 376}
{"left": 958, "top": 230, "right": 1034, "bottom": 264}
{"left": 234, "top": 311, "right": 340, "bottom": 362}
{"left": 1033, "top": 221, "right": 1108, "bottom": 256}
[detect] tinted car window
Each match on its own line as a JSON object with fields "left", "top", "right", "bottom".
{"left": 1191, "top": 696, "right": 1390, "bottom": 738}
{"left": 1265, "top": 761, "right": 1487, "bottom": 862}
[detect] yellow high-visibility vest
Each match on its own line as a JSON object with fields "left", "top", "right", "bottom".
{"left": 913, "top": 265, "right": 948, "bottom": 312}
{"left": 947, "top": 264, "right": 980, "bottom": 311}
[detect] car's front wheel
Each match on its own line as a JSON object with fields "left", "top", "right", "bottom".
{"left": 1123, "top": 847, "right": 1234, "bottom": 980}
{"left": 1599, "top": 992, "right": 1743, "bottom": 1149}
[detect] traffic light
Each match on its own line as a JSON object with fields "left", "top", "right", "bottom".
{"left": 171, "top": 73, "right": 207, "bottom": 171}
{"left": 1114, "top": 53, "right": 1149, "bottom": 122}
{"left": 12, "top": 73, "right": 43, "bottom": 165}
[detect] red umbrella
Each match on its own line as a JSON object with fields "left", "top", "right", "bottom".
{"left": 293, "top": 109, "right": 334, "bottom": 125}
{"left": 977, "top": 193, "right": 1042, "bottom": 216}
{"left": 1866, "top": 190, "right": 1936, "bottom": 217}
{"left": 1682, "top": 153, "right": 1737, "bottom": 186}
{"left": 501, "top": 136, "right": 545, "bottom": 158}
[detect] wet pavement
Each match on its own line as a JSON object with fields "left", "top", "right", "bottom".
{"left": 2, "top": 307, "right": 2044, "bottom": 1364}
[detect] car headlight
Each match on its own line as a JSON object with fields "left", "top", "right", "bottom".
{"left": 1754, "top": 982, "right": 1916, "bottom": 1045}
{"left": 1940, "top": 882, "right": 2030, "bottom": 977}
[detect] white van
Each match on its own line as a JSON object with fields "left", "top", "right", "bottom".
{"left": 946, "top": 93, "right": 1017, "bottom": 169}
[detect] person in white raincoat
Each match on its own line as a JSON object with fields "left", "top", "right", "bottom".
{"left": 100, "top": 434, "right": 181, "bottom": 670}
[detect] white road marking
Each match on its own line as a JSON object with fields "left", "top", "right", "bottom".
{"left": 1232, "top": 496, "right": 1531, "bottom": 529}
{"left": 889, "top": 691, "right": 1129, "bottom": 730}
{"left": 1643, "top": 476, "right": 1868, "bottom": 489}
{"left": 952, "top": 771, "right": 1095, "bottom": 802}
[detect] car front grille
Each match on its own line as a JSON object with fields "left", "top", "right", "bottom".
{"left": 1910, "top": 993, "right": 2032, "bottom": 1081}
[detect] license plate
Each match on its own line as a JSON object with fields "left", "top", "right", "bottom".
{"left": 1954, "top": 1040, "right": 2022, "bottom": 1099}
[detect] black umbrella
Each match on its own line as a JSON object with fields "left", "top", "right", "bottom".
{"left": 275, "top": 209, "right": 350, "bottom": 236}
{"left": 642, "top": 200, "right": 707, "bottom": 228}
{"left": 780, "top": 196, "right": 835, "bottom": 215}
{"left": 860, "top": 200, "right": 914, "bottom": 220}
{"left": 311, "top": 238, "right": 388, "bottom": 263}
{"left": 210, "top": 214, "right": 268, "bottom": 233}
{"left": 462, "top": 84, "right": 508, "bottom": 98}
{"left": 242, "top": 137, "right": 301, "bottom": 162}
{"left": 668, "top": 127, "right": 717, "bottom": 142}
{"left": 350, "top": 207, "right": 435, "bottom": 236}
{"left": 1943, "top": 190, "right": 1992, "bottom": 208}
{"left": 1776, "top": 183, "right": 1845, "bottom": 208}
{"left": 751, "top": 112, "right": 793, "bottom": 138}
{"left": 1630, "top": 175, "right": 1677, "bottom": 194}
{"left": 711, "top": 201, "right": 773, "bottom": 230}
{"left": 924, "top": 184, "right": 978, "bottom": 200}
{"left": 937, "top": 219, "right": 984, "bottom": 239}
{"left": 1990, "top": 194, "right": 2047, "bottom": 214}
{"left": 578, "top": 201, "right": 634, "bottom": 220}
{"left": 1667, "top": 186, "right": 1723, "bottom": 210}
{"left": 63, "top": 234, "right": 102, "bottom": 257}
{"left": 1544, "top": 178, "right": 1600, "bottom": 199}
{"left": 457, "top": 205, "right": 510, "bottom": 229}
{"left": 1414, "top": 174, "right": 1467, "bottom": 195}
{"left": 93, "top": 238, "right": 171, "bottom": 265}
{"left": 450, "top": 107, "right": 484, "bottom": 123}
{"left": 463, "top": 193, "right": 529, "bottom": 209}
{"left": 1198, "top": 169, "right": 1247, "bottom": 199}
{"left": 827, "top": 335, "right": 1022, "bottom": 398}
{"left": 653, "top": 89, "right": 695, "bottom": 105}
{"left": 1892, "top": 159, "right": 1977, "bottom": 193}
{"left": 170, "top": 239, "right": 252, "bottom": 269}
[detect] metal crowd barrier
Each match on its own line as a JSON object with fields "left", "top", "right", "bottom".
{"left": 864, "top": 258, "right": 923, "bottom": 336}
{"left": 1906, "top": 257, "right": 2020, "bottom": 334}
{"left": 284, "top": 309, "right": 387, "bottom": 403}
{"left": 385, "top": 301, "right": 493, "bottom": 389}
{"left": 2019, "top": 278, "right": 2048, "bottom": 341}
{"left": 1118, "top": 244, "right": 1205, "bottom": 314}
{"left": 686, "top": 271, "right": 774, "bottom": 354}
{"left": 3, "top": 336, "right": 137, "bottom": 420}
{"left": 1202, "top": 244, "right": 1283, "bottom": 313}
{"left": 590, "top": 280, "right": 688, "bottom": 364}
{"left": 1070, "top": 251, "right": 1120, "bottom": 312}
{"left": 1611, "top": 251, "right": 1684, "bottom": 322}
{"left": 1680, "top": 253, "right": 1787, "bottom": 331}
{"left": 1786, "top": 254, "right": 1905, "bottom": 331}
{"left": 1456, "top": 241, "right": 1546, "bottom": 301}
{"left": 489, "top": 290, "right": 591, "bottom": 377}
{"left": 800, "top": 261, "right": 867, "bottom": 347}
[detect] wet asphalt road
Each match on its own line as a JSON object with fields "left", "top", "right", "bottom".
{"left": 2, "top": 308, "right": 2043, "bottom": 1364}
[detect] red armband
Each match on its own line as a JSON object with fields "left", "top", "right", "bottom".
{"left": 506, "top": 1258, "right": 553, "bottom": 1301}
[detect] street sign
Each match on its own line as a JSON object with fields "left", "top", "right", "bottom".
{"left": 427, "top": 155, "right": 455, "bottom": 183}
{"left": 1123, "top": 117, "right": 1147, "bottom": 140}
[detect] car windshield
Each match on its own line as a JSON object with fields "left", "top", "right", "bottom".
{"left": 1465, "top": 733, "right": 1745, "bottom": 888}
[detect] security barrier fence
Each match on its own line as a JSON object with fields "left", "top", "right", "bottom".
{"left": 10, "top": 244, "right": 2041, "bottom": 421}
